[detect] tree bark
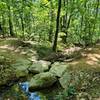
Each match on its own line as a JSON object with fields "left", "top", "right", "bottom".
{"left": 20, "top": 0, "right": 25, "bottom": 39}
{"left": 52, "top": 0, "right": 62, "bottom": 52}
{"left": 8, "top": 5, "right": 14, "bottom": 37}
{"left": 49, "top": 0, "right": 54, "bottom": 42}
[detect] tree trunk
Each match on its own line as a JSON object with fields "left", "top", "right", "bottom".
{"left": 95, "top": 0, "right": 99, "bottom": 17}
{"left": 49, "top": 0, "right": 54, "bottom": 42}
{"left": 8, "top": 5, "right": 14, "bottom": 37}
{"left": 93, "top": 0, "right": 99, "bottom": 32}
{"left": 20, "top": 15, "right": 25, "bottom": 38}
{"left": 60, "top": 0, "right": 67, "bottom": 32}
{"left": 52, "top": 0, "right": 62, "bottom": 52}
{"left": 20, "top": 0, "right": 25, "bottom": 39}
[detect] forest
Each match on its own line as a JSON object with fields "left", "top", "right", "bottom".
{"left": 0, "top": 0, "right": 100, "bottom": 100}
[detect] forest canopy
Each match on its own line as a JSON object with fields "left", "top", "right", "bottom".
{"left": 0, "top": 0, "right": 100, "bottom": 51}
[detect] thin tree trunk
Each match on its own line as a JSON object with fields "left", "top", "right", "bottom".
{"left": 20, "top": 0, "right": 25, "bottom": 39}
{"left": 20, "top": 15, "right": 25, "bottom": 38}
{"left": 60, "top": 0, "right": 67, "bottom": 32}
{"left": 1, "top": 14, "right": 5, "bottom": 37}
{"left": 8, "top": 5, "right": 14, "bottom": 37}
{"left": 49, "top": 0, "right": 53, "bottom": 42}
{"left": 93, "top": 0, "right": 99, "bottom": 32}
{"left": 52, "top": 0, "right": 62, "bottom": 52}
{"left": 95, "top": 0, "right": 99, "bottom": 17}
{"left": 66, "top": 14, "right": 72, "bottom": 35}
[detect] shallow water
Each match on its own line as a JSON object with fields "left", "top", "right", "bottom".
{"left": 19, "top": 82, "right": 40, "bottom": 100}
{"left": 0, "top": 81, "right": 62, "bottom": 100}
{"left": 0, "top": 82, "right": 46, "bottom": 100}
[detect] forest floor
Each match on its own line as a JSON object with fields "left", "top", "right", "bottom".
{"left": 0, "top": 38, "right": 100, "bottom": 100}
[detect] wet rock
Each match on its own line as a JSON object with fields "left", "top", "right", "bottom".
{"left": 29, "top": 72, "right": 57, "bottom": 91}
{"left": 49, "top": 62, "right": 69, "bottom": 77}
{"left": 28, "top": 60, "right": 51, "bottom": 74}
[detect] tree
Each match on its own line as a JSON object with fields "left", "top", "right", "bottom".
{"left": 49, "top": 0, "right": 54, "bottom": 42}
{"left": 7, "top": 0, "right": 14, "bottom": 36}
{"left": 0, "top": 24, "right": 3, "bottom": 35}
{"left": 0, "top": 0, "right": 100, "bottom": 46}
{"left": 52, "top": 0, "right": 62, "bottom": 52}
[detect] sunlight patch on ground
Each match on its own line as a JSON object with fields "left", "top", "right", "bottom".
{"left": 20, "top": 51, "right": 27, "bottom": 55}
{"left": 93, "top": 54, "right": 100, "bottom": 59}
{"left": 69, "top": 51, "right": 100, "bottom": 68}
{"left": 86, "top": 47, "right": 92, "bottom": 51}
{"left": 87, "top": 54, "right": 99, "bottom": 62}
{"left": 0, "top": 45, "right": 15, "bottom": 50}
{"left": 69, "top": 61, "right": 79, "bottom": 65}
{"left": 64, "top": 47, "right": 81, "bottom": 54}
{"left": 95, "top": 98, "right": 100, "bottom": 100}
{"left": 86, "top": 60, "right": 98, "bottom": 66}
{"left": 85, "top": 53, "right": 100, "bottom": 66}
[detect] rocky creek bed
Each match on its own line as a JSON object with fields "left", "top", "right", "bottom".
{"left": 0, "top": 39, "right": 100, "bottom": 100}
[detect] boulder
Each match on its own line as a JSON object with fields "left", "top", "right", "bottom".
{"left": 29, "top": 72, "right": 57, "bottom": 91}
{"left": 12, "top": 58, "right": 31, "bottom": 78}
{"left": 59, "top": 72, "right": 71, "bottom": 89}
{"left": 28, "top": 60, "right": 51, "bottom": 74}
{"left": 49, "top": 62, "right": 68, "bottom": 77}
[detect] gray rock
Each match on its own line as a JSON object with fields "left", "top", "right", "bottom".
{"left": 59, "top": 72, "right": 71, "bottom": 89}
{"left": 28, "top": 60, "right": 51, "bottom": 74}
{"left": 29, "top": 72, "right": 57, "bottom": 91}
{"left": 12, "top": 58, "right": 31, "bottom": 78}
{"left": 49, "top": 62, "right": 68, "bottom": 77}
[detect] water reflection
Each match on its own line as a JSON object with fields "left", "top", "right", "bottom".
{"left": 19, "top": 82, "right": 40, "bottom": 100}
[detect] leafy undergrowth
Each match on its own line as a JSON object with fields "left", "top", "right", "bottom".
{"left": 53, "top": 63, "right": 100, "bottom": 100}
{"left": 59, "top": 45, "right": 100, "bottom": 100}
{"left": 0, "top": 38, "right": 100, "bottom": 99}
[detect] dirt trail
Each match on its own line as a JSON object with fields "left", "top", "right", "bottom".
{"left": 65, "top": 46, "right": 100, "bottom": 69}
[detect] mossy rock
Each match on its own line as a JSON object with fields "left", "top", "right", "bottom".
{"left": 28, "top": 60, "right": 51, "bottom": 74}
{"left": 49, "top": 62, "right": 69, "bottom": 77}
{"left": 29, "top": 72, "right": 57, "bottom": 91}
{"left": 12, "top": 59, "right": 31, "bottom": 78}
